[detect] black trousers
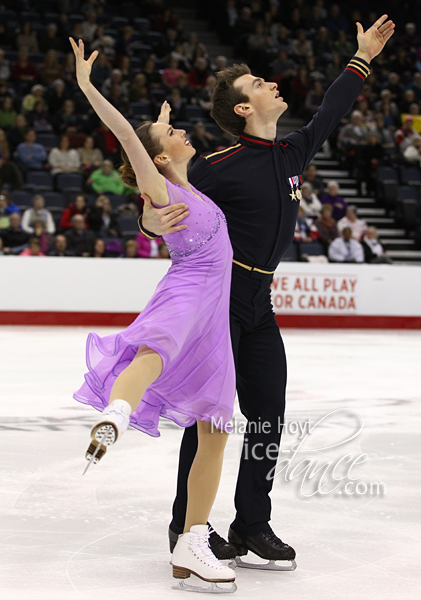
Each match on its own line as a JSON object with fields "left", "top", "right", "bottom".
{"left": 170, "top": 263, "right": 287, "bottom": 537}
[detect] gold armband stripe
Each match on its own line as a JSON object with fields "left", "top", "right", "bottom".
{"left": 137, "top": 216, "right": 159, "bottom": 239}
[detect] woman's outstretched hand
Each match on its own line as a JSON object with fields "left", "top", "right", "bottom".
{"left": 69, "top": 37, "right": 98, "bottom": 92}
{"left": 157, "top": 101, "right": 172, "bottom": 125}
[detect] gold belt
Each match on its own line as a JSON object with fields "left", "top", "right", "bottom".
{"left": 232, "top": 259, "right": 275, "bottom": 275}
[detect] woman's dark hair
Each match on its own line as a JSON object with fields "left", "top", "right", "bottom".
{"left": 59, "top": 134, "right": 70, "bottom": 148}
{"left": 210, "top": 64, "right": 251, "bottom": 136}
{"left": 119, "top": 121, "right": 163, "bottom": 188}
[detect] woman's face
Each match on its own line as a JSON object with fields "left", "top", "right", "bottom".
{"left": 60, "top": 136, "right": 70, "bottom": 150}
{"left": 126, "top": 244, "right": 137, "bottom": 257}
{"left": 101, "top": 197, "right": 111, "bottom": 212}
{"left": 75, "top": 196, "right": 86, "bottom": 210}
{"left": 15, "top": 115, "right": 26, "bottom": 128}
{"left": 94, "top": 239, "right": 105, "bottom": 255}
{"left": 151, "top": 123, "right": 195, "bottom": 165}
{"left": 84, "top": 136, "right": 94, "bottom": 149}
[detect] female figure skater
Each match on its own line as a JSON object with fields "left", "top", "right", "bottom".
{"left": 70, "top": 39, "right": 236, "bottom": 593}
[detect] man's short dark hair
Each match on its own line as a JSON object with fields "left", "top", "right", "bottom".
{"left": 211, "top": 64, "right": 251, "bottom": 137}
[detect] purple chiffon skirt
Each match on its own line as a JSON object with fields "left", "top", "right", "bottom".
{"left": 73, "top": 182, "right": 235, "bottom": 437}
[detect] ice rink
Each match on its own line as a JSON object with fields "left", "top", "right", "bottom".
{"left": 0, "top": 326, "right": 420, "bottom": 600}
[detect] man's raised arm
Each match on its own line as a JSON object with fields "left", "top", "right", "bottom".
{"left": 282, "top": 15, "right": 395, "bottom": 173}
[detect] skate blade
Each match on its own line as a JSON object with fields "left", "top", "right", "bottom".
{"left": 172, "top": 580, "right": 237, "bottom": 594}
{"left": 83, "top": 431, "right": 109, "bottom": 475}
{"left": 230, "top": 556, "right": 297, "bottom": 571}
{"left": 91, "top": 422, "right": 118, "bottom": 445}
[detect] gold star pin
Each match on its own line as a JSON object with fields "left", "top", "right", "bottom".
{"left": 289, "top": 191, "right": 297, "bottom": 201}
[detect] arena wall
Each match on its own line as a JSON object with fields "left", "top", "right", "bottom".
{"left": 1, "top": 257, "right": 421, "bottom": 328}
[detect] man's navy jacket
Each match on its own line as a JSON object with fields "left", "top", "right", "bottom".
{"left": 187, "top": 56, "right": 370, "bottom": 271}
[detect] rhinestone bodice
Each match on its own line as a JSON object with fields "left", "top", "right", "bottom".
{"left": 155, "top": 181, "right": 228, "bottom": 258}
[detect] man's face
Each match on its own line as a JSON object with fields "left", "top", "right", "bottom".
{"left": 73, "top": 216, "right": 85, "bottom": 232}
{"left": 102, "top": 162, "right": 113, "bottom": 175}
{"left": 10, "top": 213, "right": 21, "bottom": 229}
{"left": 26, "top": 130, "right": 36, "bottom": 144}
{"left": 342, "top": 227, "right": 352, "bottom": 242}
{"left": 55, "top": 235, "right": 67, "bottom": 252}
{"left": 328, "top": 183, "right": 338, "bottom": 196}
{"left": 233, "top": 75, "right": 288, "bottom": 124}
{"left": 33, "top": 196, "right": 44, "bottom": 211}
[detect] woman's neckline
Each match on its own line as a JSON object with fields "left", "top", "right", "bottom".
{"left": 172, "top": 182, "right": 208, "bottom": 205}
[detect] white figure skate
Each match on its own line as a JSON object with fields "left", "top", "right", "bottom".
{"left": 83, "top": 399, "right": 131, "bottom": 475}
{"left": 171, "top": 524, "right": 237, "bottom": 593}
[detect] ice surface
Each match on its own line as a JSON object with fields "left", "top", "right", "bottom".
{"left": 0, "top": 327, "right": 420, "bottom": 600}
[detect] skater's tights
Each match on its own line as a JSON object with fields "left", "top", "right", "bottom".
{"left": 184, "top": 420, "right": 228, "bottom": 532}
{"left": 108, "top": 345, "right": 228, "bottom": 531}
{"left": 109, "top": 344, "right": 162, "bottom": 411}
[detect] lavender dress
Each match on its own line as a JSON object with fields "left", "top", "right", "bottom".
{"left": 73, "top": 179, "right": 235, "bottom": 437}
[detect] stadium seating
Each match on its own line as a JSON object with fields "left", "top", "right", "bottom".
{"left": 24, "top": 171, "right": 54, "bottom": 192}
{"left": 118, "top": 216, "right": 140, "bottom": 236}
{"left": 56, "top": 173, "right": 84, "bottom": 192}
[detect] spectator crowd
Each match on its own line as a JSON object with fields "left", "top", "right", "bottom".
{"left": 0, "top": 0, "right": 419, "bottom": 260}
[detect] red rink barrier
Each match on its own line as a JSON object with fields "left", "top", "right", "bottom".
{"left": 0, "top": 311, "right": 420, "bottom": 329}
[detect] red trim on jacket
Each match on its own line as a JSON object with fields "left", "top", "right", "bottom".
{"left": 345, "top": 67, "right": 365, "bottom": 81}
{"left": 240, "top": 135, "right": 273, "bottom": 146}
{"left": 210, "top": 146, "right": 246, "bottom": 164}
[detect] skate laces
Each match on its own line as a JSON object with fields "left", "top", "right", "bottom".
{"left": 190, "top": 531, "right": 224, "bottom": 569}
{"left": 105, "top": 405, "right": 129, "bottom": 427}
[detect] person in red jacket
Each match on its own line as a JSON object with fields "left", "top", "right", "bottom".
{"left": 59, "top": 193, "right": 90, "bottom": 230}
{"left": 11, "top": 49, "right": 39, "bottom": 84}
{"left": 187, "top": 57, "right": 210, "bottom": 89}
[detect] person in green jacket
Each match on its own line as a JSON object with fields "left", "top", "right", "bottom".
{"left": 89, "top": 159, "right": 133, "bottom": 195}
{"left": 0, "top": 97, "right": 17, "bottom": 129}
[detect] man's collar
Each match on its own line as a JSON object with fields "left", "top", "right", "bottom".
{"left": 239, "top": 132, "right": 277, "bottom": 147}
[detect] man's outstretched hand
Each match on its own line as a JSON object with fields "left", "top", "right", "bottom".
{"left": 355, "top": 15, "right": 395, "bottom": 63}
{"left": 142, "top": 194, "right": 189, "bottom": 236}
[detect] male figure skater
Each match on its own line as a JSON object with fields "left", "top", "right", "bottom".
{"left": 140, "top": 16, "right": 395, "bottom": 568}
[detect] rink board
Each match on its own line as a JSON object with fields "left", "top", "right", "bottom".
{"left": 0, "top": 257, "right": 421, "bottom": 328}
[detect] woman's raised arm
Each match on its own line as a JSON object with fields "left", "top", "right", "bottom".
{"left": 69, "top": 38, "right": 168, "bottom": 205}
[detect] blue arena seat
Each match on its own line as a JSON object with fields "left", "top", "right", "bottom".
{"left": 56, "top": 173, "right": 84, "bottom": 192}
{"left": 299, "top": 241, "right": 325, "bottom": 257}
{"left": 185, "top": 105, "right": 205, "bottom": 122}
{"left": 173, "top": 121, "right": 194, "bottom": 133}
{"left": 10, "top": 190, "right": 32, "bottom": 209}
{"left": 134, "top": 18, "right": 151, "bottom": 34}
{"left": 396, "top": 185, "right": 418, "bottom": 202}
{"left": 42, "top": 192, "right": 66, "bottom": 211}
{"left": 280, "top": 243, "right": 299, "bottom": 261}
{"left": 106, "top": 195, "right": 127, "bottom": 211}
{"left": 377, "top": 166, "right": 398, "bottom": 208}
{"left": 29, "top": 52, "right": 45, "bottom": 65}
{"left": 36, "top": 133, "right": 58, "bottom": 151}
{"left": 205, "top": 123, "right": 222, "bottom": 137}
{"left": 25, "top": 170, "right": 53, "bottom": 191}
{"left": 111, "top": 16, "right": 130, "bottom": 29}
{"left": 118, "top": 216, "right": 140, "bottom": 236}
{"left": 129, "top": 101, "right": 152, "bottom": 119}
{"left": 400, "top": 166, "right": 421, "bottom": 198}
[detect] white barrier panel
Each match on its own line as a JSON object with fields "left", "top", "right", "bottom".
{"left": 0, "top": 256, "right": 171, "bottom": 313}
{"left": 270, "top": 263, "right": 421, "bottom": 316}
{"left": 0, "top": 257, "right": 421, "bottom": 326}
